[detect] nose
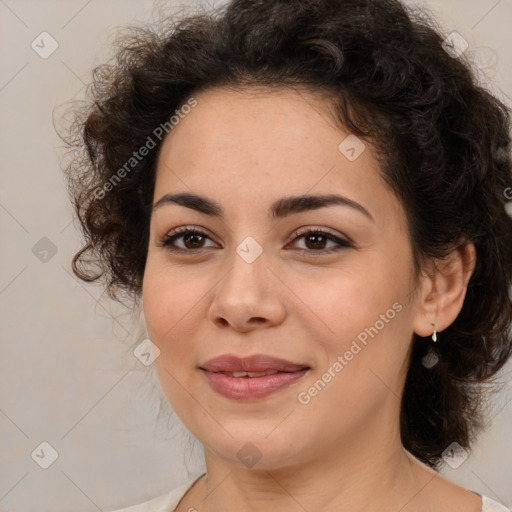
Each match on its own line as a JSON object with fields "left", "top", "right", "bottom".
{"left": 207, "top": 244, "right": 287, "bottom": 332}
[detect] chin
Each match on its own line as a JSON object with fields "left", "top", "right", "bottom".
{"left": 203, "top": 429, "right": 310, "bottom": 471}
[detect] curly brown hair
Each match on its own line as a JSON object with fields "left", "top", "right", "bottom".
{"left": 62, "top": 0, "right": 512, "bottom": 468}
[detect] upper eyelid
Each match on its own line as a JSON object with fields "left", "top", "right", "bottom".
{"left": 161, "top": 226, "right": 219, "bottom": 246}
{"left": 161, "top": 226, "right": 351, "bottom": 248}
{"left": 162, "top": 225, "right": 345, "bottom": 240}
{"left": 292, "top": 226, "right": 350, "bottom": 241}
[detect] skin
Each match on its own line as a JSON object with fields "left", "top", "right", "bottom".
{"left": 142, "top": 86, "right": 478, "bottom": 512}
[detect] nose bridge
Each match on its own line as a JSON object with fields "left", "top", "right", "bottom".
{"left": 218, "top": 237, "right": 269, "bottom": 304}
{"left": 208, "top": 236, "right": 286, "bottom": 329}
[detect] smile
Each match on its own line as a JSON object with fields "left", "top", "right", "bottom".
{"left": 200, "top": 368, "right": 309, "bottom": 400}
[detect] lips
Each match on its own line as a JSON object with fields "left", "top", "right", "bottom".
{"left": 199, "top": 354, "right": 310, "bottom": 400}
{"left": 199, "top": 354, "right": 309, "bottom": 373}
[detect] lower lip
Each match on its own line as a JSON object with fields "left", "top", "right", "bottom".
{"left": 200, "top": 369, "right": 309, "bottom": 400}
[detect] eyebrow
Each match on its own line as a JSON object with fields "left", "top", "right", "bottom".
{"left": 152, "top": 192, "right": 374, "bottom": 222}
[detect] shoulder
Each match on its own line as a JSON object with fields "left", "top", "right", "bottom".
{"left": 406, "top": 455, "right": 510, "bottom": 512}
{"left": 480, "top": 495, "right": 511, "bottom": 512}
{"left": 108, "top": 473, "right": 205, "bottom": 512}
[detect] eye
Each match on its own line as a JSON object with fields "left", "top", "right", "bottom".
{"left": 158, "top": 226, "right": 353, "bottom": 255}
{"left": 159, "top": 226, "right": 218, "bottom": 252}
{"left": 287, "top": 228, "right": 353, "bottom": 254}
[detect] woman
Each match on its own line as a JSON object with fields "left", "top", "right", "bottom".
{"left": 63, "top": 0, "right": 512, "bottom": 510}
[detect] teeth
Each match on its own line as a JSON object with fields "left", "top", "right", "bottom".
{"left": 226, "top": 370, "right": 280, "bottom": 378}
{"left": 231, "top": 371, "right": 249, "bottom": 377}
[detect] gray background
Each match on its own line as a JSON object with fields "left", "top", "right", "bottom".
{"left": 1, "top": 0, "right": 511, "bottom": 511}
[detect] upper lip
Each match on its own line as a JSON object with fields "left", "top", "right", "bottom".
{"left": 199, "top": 354, "right": 309, "bottom": 373}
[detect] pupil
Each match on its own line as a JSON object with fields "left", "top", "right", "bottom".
{"left": 306, "top": 234, "right": 326, "bottom": 250}
{"left": 185, "top": 233, "right": 204, "bottom": 248}
{"left": 182, "top": 233, "right": 328, "bottom": 250}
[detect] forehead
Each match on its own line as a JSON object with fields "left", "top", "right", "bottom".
{"left": 153, "top": 86, "right": 404, "bottom": 228}
{"left": 159, "top": 85, "right": 341, "bottom": 155}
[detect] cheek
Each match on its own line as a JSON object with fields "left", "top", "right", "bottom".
{"left": 296, "top": 311, "right": 411, "bottom": 424}
{"left": 289, "top": 259, "right": 412, "bottom": 382}
{"left": 142, "top": 264, "right": 203, "bottom": 357}
{"left": 290, "top": 259, "right": 398, "bottom": 336}
{"left": 142, "top": 267, "right": 205, "bottom": 413}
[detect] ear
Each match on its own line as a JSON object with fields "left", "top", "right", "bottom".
{"left": 412, "top": 241, "right": 476, "bottom": 337}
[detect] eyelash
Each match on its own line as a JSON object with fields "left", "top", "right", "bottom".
{"left": 158, "top": 226, "right": 353, "bottom": 255}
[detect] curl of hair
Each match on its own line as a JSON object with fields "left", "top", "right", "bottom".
{"left": 61, "top": 0, "right": 512, "bottom": 467}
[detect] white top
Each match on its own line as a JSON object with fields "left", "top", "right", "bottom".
{"left": 110, "top": 472, "right": 511, "bottom": 512}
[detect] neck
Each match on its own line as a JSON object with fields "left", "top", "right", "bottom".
{"left": 198, "top": 425, "right": 432, "bottom": 512}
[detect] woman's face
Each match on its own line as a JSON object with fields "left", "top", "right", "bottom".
{"left": 142, "top": 86, "right": 427, "bottom": 470}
